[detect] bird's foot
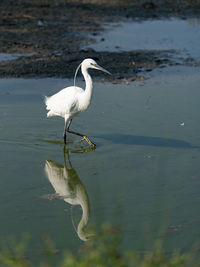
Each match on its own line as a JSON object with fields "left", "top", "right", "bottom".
{"left": 80, "top": 136, "right": 96, "bottom": 148}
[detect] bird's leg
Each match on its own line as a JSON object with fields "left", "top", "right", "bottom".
{"left": 63, "top": 127, "right": 67, "bottom": 145}
{"left": 64, "top": 132, "right": 67, "bottom": 145}
{"left": 63, "top": 119, "right": 72, "bottom": 145}
{"left": 66, "top": 120, "right": 96, "bottom": 147}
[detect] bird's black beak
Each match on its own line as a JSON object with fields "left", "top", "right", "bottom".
{"left": 93, "top": 63, "right": 111, "bottom": 75}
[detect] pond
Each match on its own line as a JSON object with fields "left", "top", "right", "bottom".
{"left": 0, "top": 18, "right": 200, "bottom": 263}
{"left": 88, "top": 18, "right": 200, "bottom": 59}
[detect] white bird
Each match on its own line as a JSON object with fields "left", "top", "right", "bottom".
{"left": 45, "top": 58, "right": 110, "bottom": 147}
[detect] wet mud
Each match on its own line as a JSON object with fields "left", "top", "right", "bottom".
{"left": 0, "top": 0, "right": 200, "bottom": 80}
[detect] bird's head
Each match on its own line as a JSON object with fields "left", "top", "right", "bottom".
{"left": 82, "top": 58, "right": 111, "bottom": 75}
{"left": 74, "top": 58, "right": 111, "bottom": 87}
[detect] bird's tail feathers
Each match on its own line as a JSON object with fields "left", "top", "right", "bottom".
{"left": 44, "top": 96, "right": 56, "bottom": 117}
{"left": 44, "top": 96, "right": 49, "bottom": 105}
{"left": 47, "top": 110, "right": 55, "bottom": 117}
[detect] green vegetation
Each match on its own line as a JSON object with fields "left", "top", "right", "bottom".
{"left": 0, "top": 225, "right": 199, "bottom": 267}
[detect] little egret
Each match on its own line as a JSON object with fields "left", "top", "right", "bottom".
{"left": 45, "top": 58, "right": 110, "bottom": 147}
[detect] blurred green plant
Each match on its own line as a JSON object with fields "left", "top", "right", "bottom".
{"left": 0, "top": 233, "right": 30, "bottom": 267}
{"left": 0, "top": 224, "right": 199, "bottom": 267}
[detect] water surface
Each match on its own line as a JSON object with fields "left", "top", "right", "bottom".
{"left": 88, "top": 18, "right": 200, "bottom": 59}
{"left": 0, "top": 65, "right": 200, "bottom": 259}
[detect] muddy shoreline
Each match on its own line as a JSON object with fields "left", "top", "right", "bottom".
{"left": 0, "top": 0, "right": 200, "bottom": 80}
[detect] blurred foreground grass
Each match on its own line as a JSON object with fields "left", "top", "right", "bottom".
{"left": 0, "top": 224, "right": 199, "bottom": 267}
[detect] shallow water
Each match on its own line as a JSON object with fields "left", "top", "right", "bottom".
{"left": 0, "top": 64, "right": 200, "bottom": 259}
{"left": 88, "top": 18, "right": 200, "bottom": 59}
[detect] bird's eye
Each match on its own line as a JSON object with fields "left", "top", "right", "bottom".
{"left": 91, "top": 63, "right": 97, "bottom": 68}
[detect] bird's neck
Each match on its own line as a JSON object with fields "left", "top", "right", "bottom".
{"left": 81, "top": 66, "right": 93, "bottom": 99}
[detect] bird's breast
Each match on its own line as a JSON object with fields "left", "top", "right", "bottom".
{"left": 78, "top": 94, "right": 92, "bottom": 112}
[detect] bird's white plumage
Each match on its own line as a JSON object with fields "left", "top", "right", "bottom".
{"left": 45, "top": 86, "right": 84, "bottom": 119}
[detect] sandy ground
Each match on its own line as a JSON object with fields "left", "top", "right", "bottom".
{"left": 0, "top": 0, "right": 200, "bottom": 81}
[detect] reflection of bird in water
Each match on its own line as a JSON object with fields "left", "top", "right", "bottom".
{"left": 44, "top": 150, "right": 93, "bottom": 241}
{"left": 45, "top": 58, "right": 110, "bottom": 147}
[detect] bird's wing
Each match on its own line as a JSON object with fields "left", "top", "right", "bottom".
{"left": 45, "top": 86, "right": 83, "bottom": 116}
